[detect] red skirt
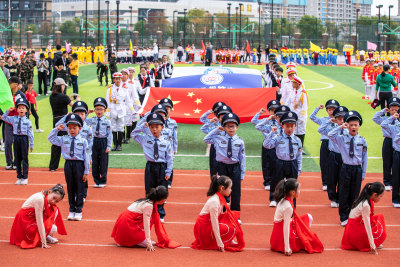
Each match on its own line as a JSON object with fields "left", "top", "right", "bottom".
{"left": 270, "top": 214, "right": 310, "bottom": 253}
{"left": 191, "top": 211, "right": 243, "bottom": 251}
{"left": 10, "top": 207, "right": 66, "bottom": 249}
{"left": 111, "top": 210, "right": 150, "bottom": 247}
{"left": 342, "top": 214, "right": 387, "bottom": 251}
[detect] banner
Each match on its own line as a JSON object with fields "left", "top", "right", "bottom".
{"left": 171, "top": 66, "right": 262, "bottom": 78}
{"left": 310, "top": 41, "right": 321, "bottom": 52}
{"left": 142, "top": 87, "right": 276, "bottom": 124}
{"left": 367, "top": 41, "right": 377, "bottom": 51}
{"left": 161, "top": 73, "right": 262, "bottom": 89}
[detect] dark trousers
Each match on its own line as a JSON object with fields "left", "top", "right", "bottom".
{"left": 209, "top": 144, "right": 218, "bottom": 178}
{"left": 30, "top": 104, "right": 39, "bottom": 129}
{"left": 64, "top": 160, "right": 85, "bottom": 213}
{"left": 327, "top": 151, "right": 342, "bottom": 202}
{"left": 99, "top": 69, "right": 108, "bottom": 85}
{"left": 339, "top": 164, "right": 362, "bottom": 222}
{"left": 70, "top": 75, "right": 78, "bottom": 94}
{"left": 217, "top": 162, "right": 241, "bottom": 211}
{"left": 392, "top": 151, "right": 400, "bottom": 204}
{"left": 379, "top": 91, "right": 392, "bottom": 111}
{"left": 270, "top": 159, "right": 298, "bottom": 202}
{"left": 38, "top": 71, "right": 47, "bottom": 95}
{"left": 4, "top": 123, "right": 14, "bottom": 166}
{"left": 92, "top": 137, "right": 109, "bottom": 185}
{"left": 145, "top": 161, "right": 168, "bottom": 218}
{"left": 167, "top": 170, "right": 174, "bottom": 187}
{"left": 52, "top": 70, "right": 58, "bottom": 82}
{"left": 13, "top": 135, "right": 29, "bottom": 179}
{"left": 319, "top": 140, "right": 330, "bottom": 186}
{"left": 139, "top": 94, "right": 145, "bottom": 105}
{"left": 49, "top": 117, "right": 67, "bottom": 170}
{"left": 261, "top": 146, "right": 276, "bottom": 186}
{"left": 295, "top": 134, "right": 305, "bottom": 147}
{"left": 382, "top": 137, "right": 393, "bottom": 186}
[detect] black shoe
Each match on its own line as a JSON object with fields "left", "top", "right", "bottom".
{"left": 116, "top": 145, "right": 122, "bottom": 151}
{"left": 100, "top": 83, "right": 103, "bottom": 86}
{"left": 125, "top": 139, "right": 130, "bottom": 144}
{"left": 121, "top": 139, "right": 127, "bottom": 144}
{"left": 111, "top": 146, "right": 117, "bottom": 151}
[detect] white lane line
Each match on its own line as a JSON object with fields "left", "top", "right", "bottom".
{"left": 0, "top": 240, "right": 399, "bottom": 251}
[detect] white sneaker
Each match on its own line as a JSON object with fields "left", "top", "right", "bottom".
{"left": 83, "top": 198, "right": 86, "bottom": 203}
{"left": 393, "top": 203, "right": 400, "bottom": 208}
{"left": 385, "top": 186, "right": 391, "bottom": 191}
{"left": 35, "top": 129, "right": 44, "bottom": 133}
{"left": 74, "top": 213, "right": 82, "bottom": 221}
{"left": 160, "top": 218, "right": 165, "bottom": 223}
{"left": 5, "top": 165, "right": 13, "bottom": 170}
{"left": 46, "top": 235, "right": 58, "bottom": 244}
{"left": 340, "top": 220, "right": 348, "bottom": 227}
{"left": 238, "top": 219, "right": 242, "bottom": 225}
{"left": 0, "top": 144, "right": 4, "bottom": 151}
{"left": 264, "top": 185, "right": 270, "bottom": 191}
{"left": 67, "top": 212, "right": 75, "bottom": 220}
{"left": 98, "top": 184, "right": 106, "bottom": 188}
{"left": 168, "top": 185, "right": 171, "bottom": 189}
{"left": 322, "top": 185, "right": 327, "bottom": 191}
{"left": 20, "top": 179, "right": 28, "bottom": 185}
{"left": 269, "top": 201, "right": 277, "bottom": 207}
{"left": 93, "top": 184, "right": 100, "bottom": 188}
{"left": 330, "top": 201, "right": 339, "bottom": 208}
{"left": 15, "top": 179, "right": 22, "bottom": 185}
{"left": 377, "top": 244, "right": 383, "bottom": 249}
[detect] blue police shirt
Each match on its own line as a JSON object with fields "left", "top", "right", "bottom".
{"left": 327, "top": 126, "right": 368, "bottom": 178}
{"left": 373, "top": 109, "right": 399, "bottom": 138}
{"left": 2, "top": 110, "right": 34, "bottom": 148}
{"left": 165, "top": 117, "right": 178, "bottom": 153}
{"left": 48, "top": 128, "right": 90, "bottom": 174}
{"left": 86, "top": 115, "right": 113, "bottom": 151}
{"left": 381, "top": 116, "right": 400, "bottom": 150}
{"left": 310, "top": 107, "right": 330, "bottom": 140}
{"left": 130, "top": 123, "right": 173, "bottom": 176}
{"left": 263, "top": 131, "right": 302, "bottom": 174}
{"left": 203, "top": 128, "right": 246, "bottom": 180}
{"left": 318, "top": 120, "right": 349, "bottom": 153}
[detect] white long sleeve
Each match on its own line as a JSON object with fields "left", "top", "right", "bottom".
{"left": 349, "top": 200, "right": 375, "bottom": 250}
{"left": 274, "top": 199, "right": 293, "bottom": 253}
{"left": 127, "top": 201, "right": 153, "bottom": 246}
{"left": 199, "top": 194, "right": 224, "bottom": 248}
{"left": 21, "top": 192, "right": 46, "bottom": 245}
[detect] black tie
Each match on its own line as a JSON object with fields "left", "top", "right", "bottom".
{"left": 349, "top": 137, "right": 354, "bottom": 158}
{"left": 17, "top": 118, "right": 21, "bottom": 134}
{"left": 70, "top": 137, "right": 75, "bottom": 157}
{"left": 165, "top": 119, "right": 168, "bottom": 128}
{"left": 95, "top": 118, "right": 101, "bottom": 136}
{"left": 340, "top": 128, "right": 344, "bottom": 135}
{"left": 227, "top": 137, "right": 232, "bottom": 158}
{"left": 288, "top": 137, "right": 294, "bottom": 159}
{"left": 154, "top": 138, "right": 159, "bottom": 160}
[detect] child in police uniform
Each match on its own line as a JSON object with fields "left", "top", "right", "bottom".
{"left": 310, "top": 99, "right": 340, "bottom": 191}
{"left": 48, "top": 114, "right": 90, "bottom": 221}
{"left": 251, "top": 100, "right": 281, "bottom": 190}
{"left": 263, "top": 111, "right": 303, "bottom": 207}
{"left": 327, "top": 111, "right": 368, "bottom": 226}
{"left": 372, "top": 97, "right": 400, "bottom": 191}
{"left": 86, "top": 97, "right": 113, "bottom": 188}
{"left": 204, "top": 113, "right": 245, "bottom": 221}
{"left": 1, "top": 98, "right": 34, "bottom": 185}
{"left": 130, "top": 113, "right": 173, "bottom": 222}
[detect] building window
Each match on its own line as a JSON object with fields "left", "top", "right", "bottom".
{"left": 11, "top": 1, "right": 19, "bottom": 9}
{"left": 34, "top": 1, "right": 42, "bottom": 9}
{"left": 24, "top": 1, "right": 30, "bottom": 9}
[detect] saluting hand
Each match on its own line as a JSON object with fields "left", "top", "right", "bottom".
{"left": 393, "top": 113, "right": 399, "bottom": 119}
{"left": 56, "top": 124, "right": 65, "bottom": 131}
{"left": 259, "top": 108, "right": 266, "bottom": 114}
{"left": 144, "top": 122, "right": 149, "bottom": 128}
{"left": 272, "top": 126, "right": 278, "bottom": 133}
{"left": 210, "top": 117, "right": 218, "bottom": 123}
{"left": 341, "top": 122, "right": 349, "bottom": 129}
{"left": 330, "top": 118, "right": 336, "bottom": 124}
{"left": 318, "top": 104, "right": 324, "bottom": 109}
{"left": 218, "top": 126, "right": 224, "bottom": 131}
{"left": 268, "top": 115, "right": 275, "bottom": 121}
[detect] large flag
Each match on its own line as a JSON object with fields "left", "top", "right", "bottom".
{"left": 246, "top": 40, "right": 251, "bottom": 54}
{"left": 0, "top": 71, "right": 13, "bottom": 112}
{"left": 309, "top": 41, "right": 321, "bottom": 52}
{"left": 367, "top": 41, "right": 377, "bottom": 51}
{"left": 201, "top": 40, "right": 205, "bottom": 53}
{"left": 130, "top": 39, "right": 133, "bottom": 52}
{"left": 142, "top": 87, "right": 276, "bottom": 124}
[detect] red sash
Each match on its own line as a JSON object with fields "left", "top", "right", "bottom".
{"left": 191, "top": 193, "right": 245, "bottom": 252}
{"left": 10, "top": 194, "right": 67, "bottom": 249}
{"left": 270, "top": 197, "right": 323, "bottom": 254}
{"left": 341, "top": 199, "right": 387, "bottom": 251}
{"left": 111, "top": 204, "right": 180, "bottom": 248}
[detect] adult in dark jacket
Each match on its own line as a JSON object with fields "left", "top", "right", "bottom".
{"left": 205, "top": 43, "right": 213, "bottom": 66}
{"left": 52, "top": 44, "right": 63, "bottom": 82}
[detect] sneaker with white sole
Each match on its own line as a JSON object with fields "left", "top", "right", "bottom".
{"left": 269, "top": 201, "right": 277, "bottom": 207}
{"left": 168, "top": 185, "right": 172, "bottom": 189}
{"left": 46, "top": 235, "right": 59, "bottom": 244}
{"left": 20, "top": 179, "right": 28, "bottom": 185}
{"left": 160, "top": 218, "right": 165, "bottom": 223}
{"left": 340, "top": 220, "right": 348, "bottom": 227}
{"left": 67, "top": 212, "right": 75, "bottom": 220}
{"left": 393, "top": 203, "right": 400, "bottom": 208}
{"left": 5, "top": 165, "right": 13, "bottom": 170}
{"left": 322, "top": 185, "right": 327, "bottom": 191}
{"left": 93, "top": 184, "right": 100, "bottom": 188}
{"left": 98, "top": 184, "right": 106, "bottom": 188}
{"left": 12, "top": 165, "right": 16, "bottom": 170}
{"left": 385, "top": 186, "right": 391, "bottom": 191}
{"left": 330, "top": 201, "right": 339, "bottom": 208}
{"left": 264, "top": 185, "right": 270, "bottom": 191}
{"left": 35, "top": 129, "right": 44, "bottom": 133}
{"left": 15, "top": 179, "right": 22, "bottom": 185}
{"left": 74, "top": 213, "right": 82, "bottom": 221}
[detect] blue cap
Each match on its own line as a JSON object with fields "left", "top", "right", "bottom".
{"left": 325, "top": 99, "right": 340, "bottom": 109}
{"left": 151, "top": 104, "right": 168, "bottom": 116}
{"left": 221, "top": 113, "right": 240, "bottom": 126}
{"left": 212, "top": 101, "right": 226, "bottom": 114}
{"left": 267, "top": 100, "right": 281, "bottom": 110}
{"left": 333, "top": 106, "right": 348, "bottom": 117}
{"left": 159, "top": 98, "right": 173, "bottom": 109}
{"left": 146, "top": 112, "right": 165, "bottom": 125}
{"left": 15, "top": 98, "right": 30, "bottom": 110}
{"left": 344, "top": 111, "right": 363, "bottom": 126}
{"left": 275, "top": 105, "right": 291, "bottom": 117}
{"left": 94, "top": 97, "right": 107, "bottom": 109}
{"left": 65, "top": 113, "right": 83, "bottom": 127}
{"left": 72, "top": 101, "right": 88, "bottom": 113}
{"left": 216, "top": 105, "right": 232, "bottom": 117}
{"left": 280, "top": 111, "right": 298, "bottom": 124}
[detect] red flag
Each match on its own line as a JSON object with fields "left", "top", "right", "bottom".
{"left": 246, "top": 40, "right": 251, "bottom": 54}
{"left": 201, "top": 40, "right": 206, "bottom": 53}
{"left": 142, "top": 87, "right": 276, "bottom": 124}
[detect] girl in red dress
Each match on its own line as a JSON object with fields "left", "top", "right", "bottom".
{"left": 191, "top": 175, "right": 245, "bottom": 252}
{"left": 270, "top": 178, "right": 324, "bottom": 255}
{"left": 10, "top": 184, "right": 67, "bottom": 249}
{"left": 342, "top": 182, "right": 386, "bottom": 254}
{"left": 111, "top": 185, "right": 180, "bottom": 251}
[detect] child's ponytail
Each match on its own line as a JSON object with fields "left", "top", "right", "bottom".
{"left": 274, "top": 178, "right": 299, "bottom": 202}
{"left": 207, "top": 175, "right": 232, "bottom": 196}
{"left": 43, "top": 184, "right": 65, "bottom": 199}
{"left": 352, "top": 182, "right": 384, "bottom": 209}
{"left": 135, "top": 185, "right": 169, "bottom": 205}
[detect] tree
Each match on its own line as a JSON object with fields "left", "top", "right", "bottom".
{"left": 25, "top": 24, "right": 38, "bottom": 34}
{"left": 297, "top": 15, "right": 325, "bottom": 41}
{"left": 39, "top": 22, "right": 52, "bottom": 35}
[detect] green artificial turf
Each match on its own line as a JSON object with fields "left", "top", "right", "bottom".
{"left": 0, "top": 63, "right": 384, "bottom": 175}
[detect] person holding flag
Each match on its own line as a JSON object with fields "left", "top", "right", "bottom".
{"left": 205, "top": 42, "right": 213, "bottom": 67}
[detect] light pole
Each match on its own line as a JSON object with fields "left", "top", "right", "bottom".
{"left": 85, "top": 0, "right": 88, "bottom": 47}
{"left": 105, "top": 0, "right": 110, "bottom": 49}
{"left": 97, "top": 0, "right": 100, "bottom": 46}
{"left": 271, "top": 0, "right": 274, "bottom": 48}
{"left": 183, "top": 8, "right": 187, "bottom": 45}
{"left": 239, "top": 3, "right": 243, "bottom": 48}
{"left": 356, "top": 8, "right": 360, "bottom": 51}
{"left": 173, "top": 10, "right": 178, "bottom": 47}
{"left": 389, "top": 5, "right": 393, "bottom": 50}
{"left": 377, "top": 4, "right": 383, "bottom": 51}
{"left": 116, "top": 0, "right": 120, "bottom": 51}
{"left": 257, "top": 0, "right": 261, "bottom": 47}
{"left": 227, "top": 3, "right": 231, "bottom": 49}
{"left": 129, "top": 6, "right": 132, "bottom": 28}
